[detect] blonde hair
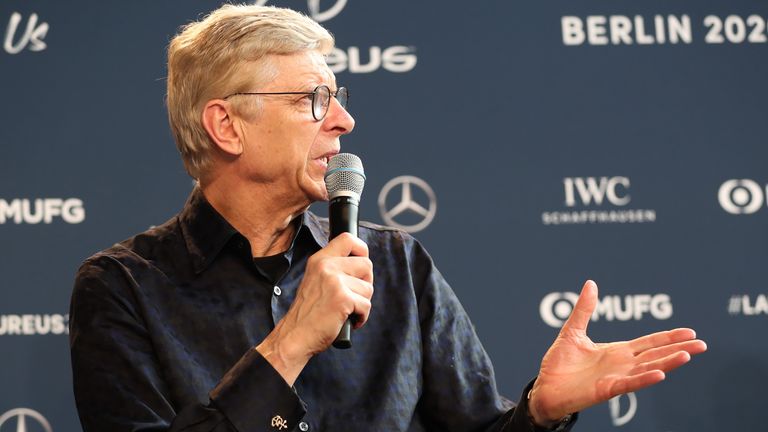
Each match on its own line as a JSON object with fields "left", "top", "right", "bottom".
{"left": 167, "top": 4, "right": 334, "bottom": 178}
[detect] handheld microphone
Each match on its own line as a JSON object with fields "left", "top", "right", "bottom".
{"left": 324, "top": 153, "right": 366, "bottom": 349}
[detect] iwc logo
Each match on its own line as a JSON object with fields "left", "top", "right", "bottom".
{"left": 541, "top": 176, "right": 656, "bottom": 225}
{"left": 0, "top": 408, "right": 52, "bottom": 432}
{"left": 378, "top": 176, "right": 437, "bottom": 233}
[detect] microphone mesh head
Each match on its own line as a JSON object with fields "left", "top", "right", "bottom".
{"left": 324, "top": 153, "right": 365, "bottom": 199}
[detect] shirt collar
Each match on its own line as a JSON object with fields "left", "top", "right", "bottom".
{"left": 178, "top": 187, "right": 238, "bottom": 274}
{"left": 301, "top": 211, "right": 329, "bottom": 248}
{"left": 178, "top": 187, "right": 328, "bottom": 274}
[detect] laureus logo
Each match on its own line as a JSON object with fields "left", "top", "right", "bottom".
{"left": 253, "top": 0, "right": 418, "bottom": 74}
{"left": 3, "top": 12, "right": 49, "bottom": 55}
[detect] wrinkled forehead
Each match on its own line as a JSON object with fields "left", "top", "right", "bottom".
{"left": 263, "top": 50, "right": 338, "bottom": 88}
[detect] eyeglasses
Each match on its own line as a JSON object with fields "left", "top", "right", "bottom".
{"left": 223, "top": 85, "right": 349, "bottom": 121}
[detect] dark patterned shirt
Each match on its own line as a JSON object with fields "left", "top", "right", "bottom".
{"left": 69, "top": 188, "right": 576, "bottom": 432}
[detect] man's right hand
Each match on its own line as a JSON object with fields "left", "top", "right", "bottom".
{"left": 256, "top": 232, "right": 374, "bottom": 385}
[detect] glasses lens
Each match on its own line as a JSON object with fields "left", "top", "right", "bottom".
{"left": 313, "top": 85, "right": 330, "bottom": 121}
{"left": 336, "top": 87, "right": 348, "bottom": 109}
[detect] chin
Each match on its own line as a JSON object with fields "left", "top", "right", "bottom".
{"left": 301, "top": 179, "right": 329, "bottom": 203}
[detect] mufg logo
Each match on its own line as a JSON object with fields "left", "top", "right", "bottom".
{"left": 0, "top": 198, "right": 85, "bottom": 224}
{"left": 0, "top": 408, "right": 53, "bottom": 432}
{"left": 542, "top": 176, "right": 656, "bottom": 225}
{"left": 718, "top": 179, "right": 767, "bottom": 214}
{"left": 539, "top": 292, "right": 673, "bottom": 328}
{"left": 253, "top": 0, "right": 417, "bottom": 73}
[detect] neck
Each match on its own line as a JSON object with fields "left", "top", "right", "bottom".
{"left": 200, "top": 176, "right": 310, "bottom": 257}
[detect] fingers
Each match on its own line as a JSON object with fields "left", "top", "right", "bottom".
{"left": 607, "top": 370, "right": 666, "bottom": 398}
{"left": 341, "top": 256, "right": 374, "bottom": 283}
{"left": 635, "top": 339, "right": 708, "bottom": 363}
{"left": 325, "top": 232, "right": 369, "bottom": 258}
{"left": 325, "top": 271, "right": 374, "bottom": 328}
{"left": 341, "top": 273, "right": 375, "bottom": 300}
{"left": 629, "top": 328, "right": 698, "bottom": 355}
{"left": 335, "top": 274, "right": 374, "bottom": 328}
{"left": 561, "top": 280, "right": 598, "bottom": 333}
{"left": 630, "top": 350, "right": 691, "bottom": 376}
{"left": 348, "top": 289, "right": 373, "bottom": 329}
{"left": 308, "top": 234, "right": 373, "bottom": 283}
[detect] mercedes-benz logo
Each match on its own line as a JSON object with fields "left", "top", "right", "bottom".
{"left": 253, "top": 0, "right": 348, "bottom": 22}
{"left": 378, "top": 175, "right": 437, "bottom": 233}
{"left": 0, "top": 408, "right": 53, "bottom": 432}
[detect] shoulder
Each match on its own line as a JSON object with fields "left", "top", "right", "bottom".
{"left": 359, "top": 219, "right": 411, "bottom": 242}
{"left": 75, "top": 215, "right": 184, "bottom": 288}
{"left": 306, "top": 211, "right": 418, "bottom": 249}
{"left": 355, "top": 220, "right": 434, "bottom": 268}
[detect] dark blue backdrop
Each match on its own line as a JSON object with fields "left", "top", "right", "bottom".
{"left": 1, "top": 1, "right": 766, "bottom": 430}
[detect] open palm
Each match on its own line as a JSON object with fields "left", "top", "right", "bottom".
{"left": 528, "top": 281, "right": 708, "bottom": 424}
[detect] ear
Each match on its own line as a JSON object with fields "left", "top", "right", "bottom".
{"left": 201, "top": 100, "right": 243, "bottom": 156}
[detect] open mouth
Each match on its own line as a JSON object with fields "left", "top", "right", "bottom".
{"left": 317, "top": 151, "right": 339, "bottom": 168}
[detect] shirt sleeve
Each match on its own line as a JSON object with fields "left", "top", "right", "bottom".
{"left": 407, "top": 238, "right": 577, "bottom": 432}
{"left": 484, "top": 381, "right": 578, "bottom": 432}
{"left": 69, "top": 255, "right": 306, "bottom": 432}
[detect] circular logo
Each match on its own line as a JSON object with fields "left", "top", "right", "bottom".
{"left": 718, "top": 179, "right": 764, "bottom": 214}
{"left": 539, "top": 292, "right": 580, "bottom": 328}
{"left": 0, "top": 408, "right": 52, "bottom": 432}
{"left": 253, "top": 0, "right": 348, "bottom": 22}
{"left": 378, "top": 176, "right": 437, "bottom": 233}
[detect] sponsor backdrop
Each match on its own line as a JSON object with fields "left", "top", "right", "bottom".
{"left": 1, "top": 0, "right": 765, "bottom": 430}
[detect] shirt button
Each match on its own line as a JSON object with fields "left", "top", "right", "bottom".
{"left": 273, "top": 286, "right": 282, "bottom": 296}
{"left": 299, "top": 421, "right": 309, "bottom": 431}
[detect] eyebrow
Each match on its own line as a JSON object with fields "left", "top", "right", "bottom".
{"left": 297, "top": 71, "right": 338, "bottom": 90}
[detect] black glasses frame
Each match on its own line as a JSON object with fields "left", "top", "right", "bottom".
{"left": 223, "top": 85, "right": 348, "bottom": 121}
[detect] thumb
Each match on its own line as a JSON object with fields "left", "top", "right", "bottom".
{"left": 561, "top": 280, "right": 598, "bottom": 334}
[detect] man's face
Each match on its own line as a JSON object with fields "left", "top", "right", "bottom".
{"left": 235, "top": 50, "right": 355, "bottom": 204}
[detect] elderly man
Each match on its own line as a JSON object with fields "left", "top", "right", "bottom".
{"left": 69, "top": 5, "right": 706, "bottom": 432}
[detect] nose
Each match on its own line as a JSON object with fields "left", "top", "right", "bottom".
{"left": 323, "top": 95, "right": 355, "bottom": 135}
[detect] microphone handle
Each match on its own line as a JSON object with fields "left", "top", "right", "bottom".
{"left": 329, "top": 196, "right": 359, "bottom": 349}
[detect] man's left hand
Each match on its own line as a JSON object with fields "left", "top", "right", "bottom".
{"left": 528, "top": 280, "right": 708, "bottom": 426}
